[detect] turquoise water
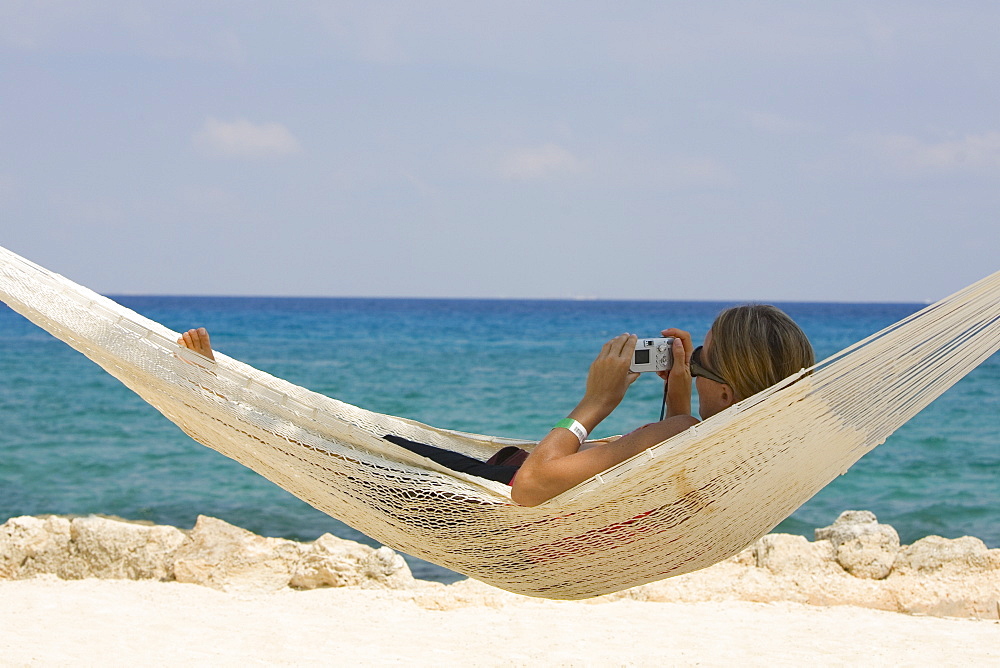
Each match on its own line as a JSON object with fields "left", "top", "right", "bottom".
{"left": 1, "top": 296, "right": 997, "bottom": 582}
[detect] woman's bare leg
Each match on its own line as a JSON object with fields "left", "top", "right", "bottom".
{"left": 177, "top": 328, "right": 216, "bottom": 361}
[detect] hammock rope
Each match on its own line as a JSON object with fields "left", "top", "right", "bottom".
{"left": 1, "top": 245, "right": 997, "bottom": 599}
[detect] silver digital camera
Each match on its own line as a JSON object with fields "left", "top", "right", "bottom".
{"left": 630, "top": 337, "right": 674, "bottom": 373}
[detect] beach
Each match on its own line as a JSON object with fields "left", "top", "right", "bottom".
{"left": 3, "top": 578, "right": 998, "bottom": 666}
{"left": 2, "top": 512, "right": 998, "bottom": 666}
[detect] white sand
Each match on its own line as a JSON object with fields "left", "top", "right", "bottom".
{"left": 1, "top": 578, "right": 997, "bottom": 666}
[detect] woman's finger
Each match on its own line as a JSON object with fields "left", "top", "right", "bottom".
{"left": 615, "top": 333, "right": 636, "bottom": 357}
{"left": 600, "top": 336, "right": 617, "bottom": 357}
{"left": 660, "top": 328, "right": 694, "bottom": 361}
{"left": 672, "top": 336, "right": 687, "bottom": 369}
{"left": 600, "top": 333, "right": 631, "bottom": 359}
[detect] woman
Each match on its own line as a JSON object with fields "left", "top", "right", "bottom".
{"left": 177, "top": 304, "right": 814, "bottom": 507}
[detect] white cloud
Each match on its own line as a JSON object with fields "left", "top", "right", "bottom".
{"left": 871, "top": 132, "right": 1000, "bottom": 172}
{"left": 193, "top": 118, "right": 302, "bottom": 158}
{"left": 499, "top": 143, "right": 586, "bottom": 180}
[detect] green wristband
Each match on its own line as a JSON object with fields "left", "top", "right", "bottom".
{"left": 553, "top": 418, "right": 588, "bottom": 443}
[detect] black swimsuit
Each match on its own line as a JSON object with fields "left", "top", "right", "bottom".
{"left": 383, "top": 435, "right": 528, "bottom": 485}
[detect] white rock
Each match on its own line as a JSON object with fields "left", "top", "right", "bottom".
{"left": 290, "top": 533, "right": 413, "bottom": 590}
{"left": 68, "top": 516, "right": 186, "bottom": 581}
{"left": 893, "top": 535, "right": 1000, "bottom": 575}
{"left": 835, "top": 533, "right": 899, "bottom": 580}
{"left": 171, "top": 515, "right": 302, "bottom": 592}
{"left": 815, "top": 510, "right": 900, "bottom": 578}
{"left": 4, "top": 511, "right": 997, "bottom": 620}
{"left": 753, "top": 533, "right": 839, "bottom": 576}
{"left": 815, "top": 510, "right": 880, "bottom": 544}
{"left": 0, "top": 516, "right": 71, "bottom": 579}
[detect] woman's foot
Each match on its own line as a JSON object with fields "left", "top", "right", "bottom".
{"left": 177, "top": 328, "right": 216, "bottom": 361}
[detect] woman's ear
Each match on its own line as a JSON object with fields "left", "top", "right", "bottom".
{"left": 720, "top": 384, "right": 737, "bottom": 409}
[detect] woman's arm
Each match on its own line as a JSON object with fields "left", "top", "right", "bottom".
{"left": 510, "top": 333, "right": 698, "bottom": 507}
{"left": 658, "top": 329, "right": 693, "bottom": 418}
{"left": 509, "top": 414, "right": 697, "bottom": 506}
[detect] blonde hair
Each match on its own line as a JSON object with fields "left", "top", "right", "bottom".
{"left": 708, "top": 304, "right": 814, "bottom": 401}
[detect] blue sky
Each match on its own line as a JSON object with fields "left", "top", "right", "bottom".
{"left": 2, "top": 2, "right": 998, "bottom": 302}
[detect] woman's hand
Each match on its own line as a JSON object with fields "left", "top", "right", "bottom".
{"left": 576, "top": 333, "right": 641, "bottom": 426}
{"left": 657, "top": 328, "right": 693, "bottom": 418}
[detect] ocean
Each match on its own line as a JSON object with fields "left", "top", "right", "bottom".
{"left": 1, "top": 296, "right": 997, "bottom": 582}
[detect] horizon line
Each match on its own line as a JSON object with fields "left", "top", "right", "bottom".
{"left": 105, "top": 292, "right": 934, "bottom": 306}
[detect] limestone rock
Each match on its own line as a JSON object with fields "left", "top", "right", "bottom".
{"left": 815, "top": 510, "right": 900, "bottom": 579}
{"left": 0, "top": 515, "right": 187, "bottom": 582}
{"left": 753, "top": 533, "right": 839, "bottom": 576}
{"left": 835, "top": 532, "right": 899, "bottom": 580}
{"left": 815, "top": 510, "right": 891, "bottom": 545}
{"left": 885, "top": 572, "right": 1000, "bottom": 619}
{"left": 290, "top": 533, "right": 413, "bottom": 590}
{"left": 893, "top": 535, "right": 1000, "bottom": 575}
{"left": 66, "top": 516, "right": 186, "bottom": 581}
{"left": 365, "top": 547, "right": 413, "bottom": 588}
{"left": 0, "top": 516, "right": 72, "bottom": 579}
{"left": 4, "top": 511, "right": 997, "bottom": 620}
{"left": 171, "top": 515, "right": 302, "bottom": 592}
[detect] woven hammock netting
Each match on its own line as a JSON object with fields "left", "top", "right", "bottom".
{"left": 1, "top": 245, "right": 998, "bottom": 600}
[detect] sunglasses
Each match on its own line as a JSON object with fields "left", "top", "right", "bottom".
{"left": 690, "top": 346, "right": 729, "bottom": 386}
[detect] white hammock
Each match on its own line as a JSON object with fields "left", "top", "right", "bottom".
{"left": 1, "top": 245, "right": 998, "bottom": 600}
